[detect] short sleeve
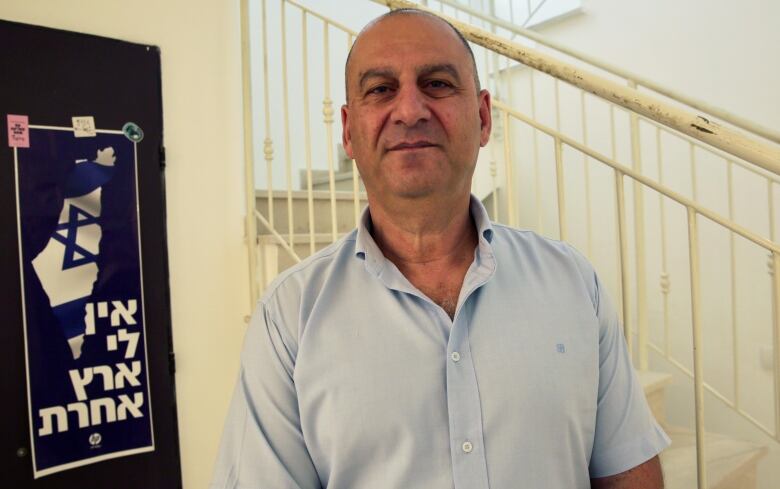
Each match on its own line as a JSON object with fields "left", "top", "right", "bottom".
{"left": 210, "top": 303, "right": 322, "bottom": 489}
{"left": 586, "top": 267, "right": 671, "bottom": 477}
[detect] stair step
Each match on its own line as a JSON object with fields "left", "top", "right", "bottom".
{"left": 632, "top": 370, "right": 767, "bottom": 489}
{"left": 258, "top": 233, "right": 349, "bottom": 246}
{"left": 256, "top": 189, "right": 368, "bottom": 235}
{"left": 638, "top": 370, "right": 673, "bottom": 427}
{"left": 303, "top": 169, "right": 366, "bottom": 192}
{"left": 255, "top": 189, "right": 367, "bottom": 201}
{"left": 638, "top": 370, "right": 674, "bottom": 394}
{"left": 257, "top": 233, "right": 348, "bottom": 276}
{"left": 661, "top": 427, "right": 767, "bottom": 489}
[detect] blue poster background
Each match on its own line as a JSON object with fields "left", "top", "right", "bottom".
{"left": 16, "top": 128, "right": 153, "bottom": 476}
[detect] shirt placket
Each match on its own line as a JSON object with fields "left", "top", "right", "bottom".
{"left": 444, "top": 259, "right": 493, "bottom": 489}
{"left": 373, "top": 235, "right": 495, "bottom": 489}
{"left": 446, "top": 311, "right": 490, "bottom": 489}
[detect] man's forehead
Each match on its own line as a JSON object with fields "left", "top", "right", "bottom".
{"left": 348, "top": 13, "right": 468, "bottom": 73}
{"left": 360, "top": 11, "right": 460, "bottom": 40}
{"left": 344, "top": 10, "right": 481, "bottom": 99}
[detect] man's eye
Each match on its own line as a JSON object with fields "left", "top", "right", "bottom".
{"left": 367, "top": 85, "right": 391, "bottom": 95}
{"left": 426, "top": 80, "right": 452, "bottom": 89}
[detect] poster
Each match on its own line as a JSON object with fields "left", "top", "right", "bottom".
{"left": 11, "top": 118, "right": 154, "bottom": 478}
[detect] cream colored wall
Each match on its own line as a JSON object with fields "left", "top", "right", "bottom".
{"left": 0, "top": 1, "right": 250, "bottom": 487}
{"left": 540, "top": 0, "right": 780, "bottom": 131}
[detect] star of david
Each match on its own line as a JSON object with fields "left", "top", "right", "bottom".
{"left": 51, "top": 205, "right": 99, "bottom": 270}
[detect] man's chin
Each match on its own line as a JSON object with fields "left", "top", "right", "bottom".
{"left": 394, "top": 188, "right": 435, "bottom": 199}
{"left": 386, "top": 183, "right": 440, "bottom": 200}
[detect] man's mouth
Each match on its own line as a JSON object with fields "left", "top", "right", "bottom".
{"left": 387, "top": 141, "right": 437, "bottom": 151}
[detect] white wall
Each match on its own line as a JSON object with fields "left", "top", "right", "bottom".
{"left": 540, "top": 0, "right": 780, "bottom": 131}
{"left": 0, "top": 1, "right": 250, "bottom": 487}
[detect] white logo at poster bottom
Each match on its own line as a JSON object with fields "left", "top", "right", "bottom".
{"left": 88, "top": 432, "right": 102, "bottom": 448}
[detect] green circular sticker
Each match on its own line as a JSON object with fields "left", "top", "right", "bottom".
{"left": 123, "top": 122, "right": 144, "bottom": 142}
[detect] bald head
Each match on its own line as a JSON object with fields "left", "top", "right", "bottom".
{"left": 345, "top": 9, "right": 480, "bottom": 102}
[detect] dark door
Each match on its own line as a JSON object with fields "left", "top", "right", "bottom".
{"left": 1, "top": 19, "right": 181, "bottom": 488}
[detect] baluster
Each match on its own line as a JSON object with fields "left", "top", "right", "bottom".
{"left": 322, "top": 23, "right": 338, "bottom": 242}
{"left": 502, "top": 110, "right": 517, "bottom": 227}
{"left": 687, "top": 206, "right": 707, "bottom": 489}
{"left": 242, "top": 0, "right": 259, "bottom": 299}
{"left": 281, "top": 0, "right": 295, "bottom": 252}
{"left": 554, "top": 138, "right": 566, "bottom": 241}
{"left": 657, "top": 127, "right": 671, "bottom": 357}
{"left": 772, "top": 251, "right": 780, "bottom": 441}
{"left": 628, "top": 81, "right": 648, "bottom": 369}
{"left": 615, "top": 170, "right": 631, "bottom": 356}
{"left": 302, "top": 12, "right": 315, "bottom": 255}
{"left": 580, "top": 91, "right": 593, "bottom": 258}
{"left": 727, "top": 160, "right": 739, "bottom": 408}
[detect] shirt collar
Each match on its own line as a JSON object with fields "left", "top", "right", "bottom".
{"left": 354, "top": 194, "right": 495, "bottom": 275}
{"left": 354, "top": 205, "right": 385, "bottom": 275}
{"left": 470, "top": 193, "right": 494, "bottom": 245}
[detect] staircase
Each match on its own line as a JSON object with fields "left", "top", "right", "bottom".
{"left": 300, "top": 145, "right": 366, "bottom": 193}
{"left": 255, "top": 190, "right": 368, "bottom": 285}
{"left": 245, "top": 0, "right": 780, "bottom": 487}
{"left": 637, "top": 371, "right": 768, "bottom": 489}
{"left": 661, "top": 428, "right": 767, "bottom": 489}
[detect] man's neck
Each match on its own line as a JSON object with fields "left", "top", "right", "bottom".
{"left": 367, "top": 193, "right": 476, "bottom": 268}
{"left": 367, "top": 193, "right": 478, "bottom": 319}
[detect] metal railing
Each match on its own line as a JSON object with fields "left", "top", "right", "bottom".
{"left": 423, "top": 0, "right": 780, "bottom": 146}
{"left": 251, "top": 0, "right": 365, "bottom": 275}
{"left": 243, "top": 0, "right": 780, "bottom": 487}
{"left": 492, "top": 98, "right": 780, "bottom": 487}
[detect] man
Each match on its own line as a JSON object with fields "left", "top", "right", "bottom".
{"left": 211, "top": 8, "right": 669, "bottom": 489}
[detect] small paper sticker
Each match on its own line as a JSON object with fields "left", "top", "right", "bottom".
{"left": 7, "top": 114, "right": 30, "bottom": 148}
{"left": 72, "top": 116, "right": 97, "bottom": 138}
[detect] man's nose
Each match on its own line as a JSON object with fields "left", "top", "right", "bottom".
{"left": 391, "top": 85, "right": 431, "bottom": 127}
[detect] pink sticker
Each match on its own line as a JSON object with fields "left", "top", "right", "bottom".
{"left": 7, "top": 114, "right": 30, "bottom": 148}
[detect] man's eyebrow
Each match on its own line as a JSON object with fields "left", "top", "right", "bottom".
{"left": 357, "top": 63, "right": 463, "bottom": 92}
{"left": 417, "top": 63, "right": 461, "bottom": 84}
{"left": 358, "top": 68, "right": 397, "bottom": 92}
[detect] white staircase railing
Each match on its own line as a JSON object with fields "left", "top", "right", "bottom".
{"left": 242, "top": 1, "right": 780, "bottom": 487}
{"left": 422, "top": 0, "right": 780, "bottom": 146}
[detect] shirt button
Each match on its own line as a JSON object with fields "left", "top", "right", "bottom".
{"left": 462, "top": 441, "right": 473, "bottom": 453}
{"left": 451, "top": 351, "right": 461, "bottom": 362}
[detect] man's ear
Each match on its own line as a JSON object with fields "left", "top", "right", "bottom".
{"left": 478, "top": 89, "right": 492, "bottom": 147}
{"left": 341, "top": 104, "right": 354, "bottom": 159}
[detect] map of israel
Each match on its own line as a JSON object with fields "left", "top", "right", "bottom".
{"left": 32, "top": 147, "right": 116, "bottom": 359}
{"left": 31, "top": 147, "right": 116, "bottom": 359}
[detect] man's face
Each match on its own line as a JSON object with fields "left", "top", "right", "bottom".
{"left": 341, "top": 13, "right": 491, "bottom": 202}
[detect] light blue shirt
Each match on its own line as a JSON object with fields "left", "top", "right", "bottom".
{"left": 211, "top": 196, "right": 670, "bottom": 489}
